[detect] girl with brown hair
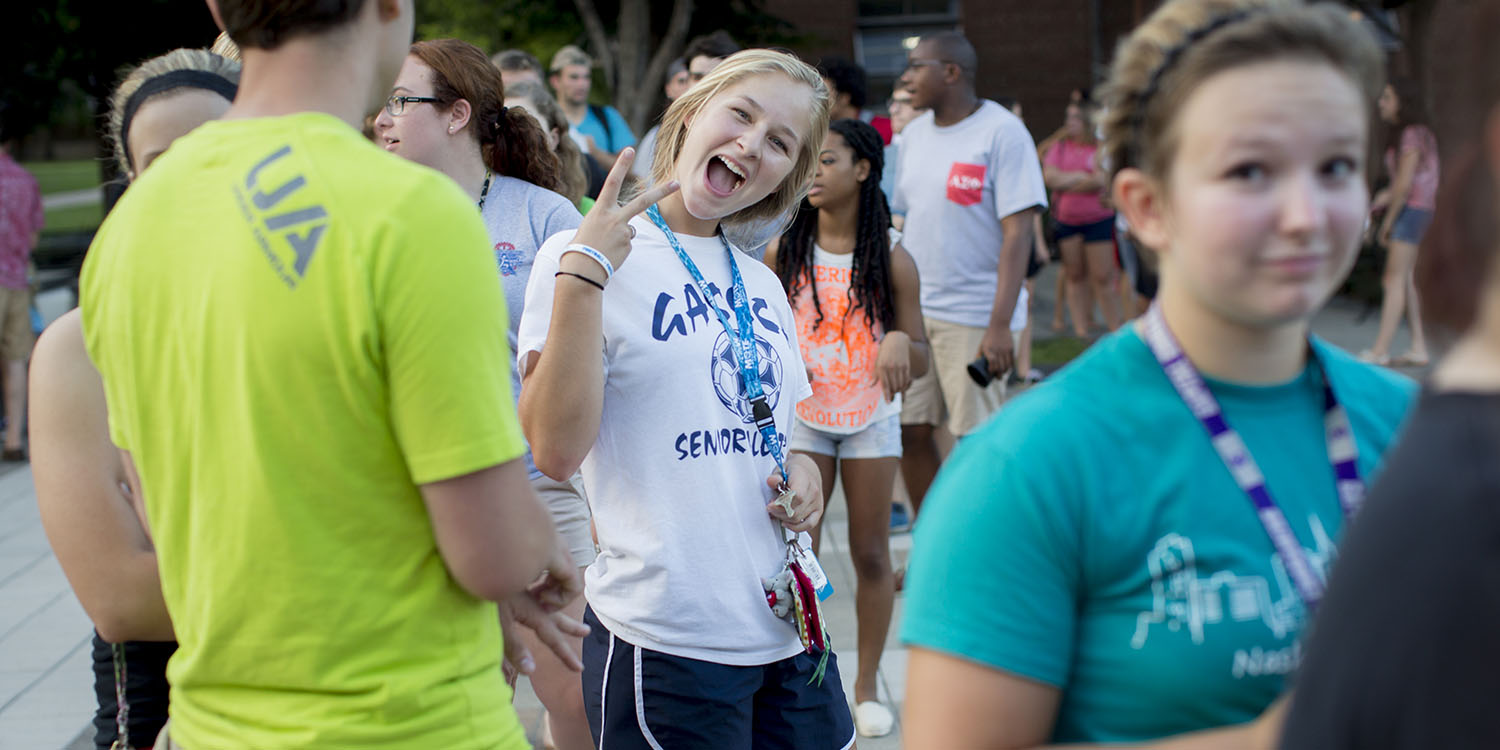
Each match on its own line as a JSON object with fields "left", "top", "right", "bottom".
{"left": 373, "top": 38, "right": 594, "bottom": 750}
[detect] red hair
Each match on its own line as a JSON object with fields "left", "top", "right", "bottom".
{"left": 409, "top": 39, "right": 564, "bottom": 194}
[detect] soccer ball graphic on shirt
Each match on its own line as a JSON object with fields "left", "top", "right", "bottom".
{"left": 710, "top": 330, "right": 784, "bottom": 423}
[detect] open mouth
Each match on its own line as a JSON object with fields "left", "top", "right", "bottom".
{"left": 382, "top": 136, "right": 400, "bottom": 151}
{"left": 705, "top": 155, "right": 746, "bottom": 197}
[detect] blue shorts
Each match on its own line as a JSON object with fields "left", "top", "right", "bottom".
{"left": 1055, "top": 216, "right": 1116, "bottom": 243}
{"left": 1390, "top": 206, "right": 1434, "bottom": 245}
{"left": 582, "top": 607, "right": 855, "bottom": 750}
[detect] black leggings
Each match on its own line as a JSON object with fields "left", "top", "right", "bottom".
{"left": 91, "top": 632, "right": 175, "bottom": 750}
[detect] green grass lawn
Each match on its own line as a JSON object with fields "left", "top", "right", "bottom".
{"left": 43, "top": 201, "right": 105, "bottom": 234}
{"left": 23, "top": 159, "right": 103, "bottom": 196}
{"left": 25, "top": 159, "right": 106, "bottom": 235}
{"left": 1031, "top": 336, "right": 1092, "bottom": 368}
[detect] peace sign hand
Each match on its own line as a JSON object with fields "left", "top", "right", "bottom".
{"left": 562, "top": 148, "right": 681, "bottom": 282}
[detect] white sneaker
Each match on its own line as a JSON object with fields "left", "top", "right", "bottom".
{"left": 854, "top": 700, "right": 895, "bottom": 738}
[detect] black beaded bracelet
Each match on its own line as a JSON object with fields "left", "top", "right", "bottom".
{"left": 555, "top": 270, "right": 605, "bottom": 291}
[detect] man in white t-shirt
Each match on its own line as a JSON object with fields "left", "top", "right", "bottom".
{"left": 891, "top": 31, "right": 1047, "bottom": 515}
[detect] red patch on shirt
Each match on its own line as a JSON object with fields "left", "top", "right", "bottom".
{"left": 946, "top": 162, "right": 986, "bottom": 206}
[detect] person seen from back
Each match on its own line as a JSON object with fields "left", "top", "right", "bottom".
{"left": 78, "top": 0, "right": 580, "bottom": 746}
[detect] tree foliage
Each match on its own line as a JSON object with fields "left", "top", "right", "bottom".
{"left": 4, "top": 0, "right": 218, "bottom": 171}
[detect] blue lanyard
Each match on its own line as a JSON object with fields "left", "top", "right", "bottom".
{"left": 1140, "top": 303, "right": 1364, "bottom": 611}
{"left": 646, "top": 204, "right": 790, "bottom": 484}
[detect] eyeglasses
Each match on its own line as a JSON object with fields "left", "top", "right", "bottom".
{"left": 903, "top": 58, "right": 953, "bottom": 73}
{"left": 385, "top": 95, "right": 440, "bottom": 117}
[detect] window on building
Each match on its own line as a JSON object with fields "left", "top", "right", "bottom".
{"left": 858, "top": 0, "right": 957, "bottom": 16}
{"left": 855, "top": 1, "right": 959, "bottom": 111}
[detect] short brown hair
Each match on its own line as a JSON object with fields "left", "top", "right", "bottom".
{"left": 549, "top": 45, "right": 591, "bottom": 74}
{"left": 1099, "top": 0, "right": 1384, "bottom": 182}
{"left": 217, "top": 0, "right": 367, "bottom": 51}
{"left": 410, "top": 39, "right": 563, "bottom": 194}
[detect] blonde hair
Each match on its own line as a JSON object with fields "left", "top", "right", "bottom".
{"left": 106, "top": 48, "right": 241, "bottom": 176}
{"left": 210, "top": 31, "right": 242, "bottom": 62}
{"left": 649, "top": 49, "right": 830, "bottom": 229}
{"left": 549, "top": 45, "right": 592, "bottom": 74}
{"left": 1098, "top": 0, "right": 1384, "bottom": 182}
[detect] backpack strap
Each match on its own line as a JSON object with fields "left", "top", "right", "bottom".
{"left": 589, "top": 104, "right": 614, "bottom": 150}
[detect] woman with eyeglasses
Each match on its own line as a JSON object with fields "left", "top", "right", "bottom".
{"left": 372, "top": 38, "right": 594, "bottom": 750}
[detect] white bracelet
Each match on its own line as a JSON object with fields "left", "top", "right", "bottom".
{"left": 562, "top": 244, "right": 614, "bottom": 279}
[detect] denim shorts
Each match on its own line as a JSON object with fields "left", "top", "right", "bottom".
{"left": 789, "top": 413, "right": 902, "bottom": 460}
{"left": 1390, "top": 206, "right": 1434, "bottom": 245}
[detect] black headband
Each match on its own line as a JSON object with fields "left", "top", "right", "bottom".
{"left": 1128, "top": 10, "right": 1257, "bottom": 166}
{"left": 121, "top": 69, "right": 239, "bottom": 171}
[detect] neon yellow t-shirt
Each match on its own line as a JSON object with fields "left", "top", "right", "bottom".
{"left": 81, "top": 113, "right": 528, "bottom": 749}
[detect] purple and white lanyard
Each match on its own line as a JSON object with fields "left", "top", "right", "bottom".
{"left": 1141, "top": 303, "right": 1364, "bottom": 611}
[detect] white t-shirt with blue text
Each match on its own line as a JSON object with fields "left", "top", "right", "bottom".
{"left": 517, "top": 215, "right": 813, "bottom": 665}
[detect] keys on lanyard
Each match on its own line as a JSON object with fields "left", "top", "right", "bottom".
{"left": 1140, "top": 303, "right": 1364, "bottom": 612}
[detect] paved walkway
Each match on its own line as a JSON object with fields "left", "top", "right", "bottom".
{"left": 0, "top": 265, "right": 1427, "bottom": 748}
{"left": 41, "top": 190, "right": 101, "bottom": 211}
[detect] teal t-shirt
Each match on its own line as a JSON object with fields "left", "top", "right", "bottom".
{"left": 576, "top": 104, "right": 635, "bottom": 155}
{"left": 901, "top": 327, "right": 1416, "bottom": 743}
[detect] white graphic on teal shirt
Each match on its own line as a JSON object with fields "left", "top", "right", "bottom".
{"left": 1130, "top": 517, "right": 1336, "bottom": 650}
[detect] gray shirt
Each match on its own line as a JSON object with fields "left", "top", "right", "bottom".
{"left": 478, "top": 175, "right": 583, "bottom": 476}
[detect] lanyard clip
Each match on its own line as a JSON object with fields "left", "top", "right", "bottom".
{"left": 750, "top": 396, "right": 775, "bottom": 431}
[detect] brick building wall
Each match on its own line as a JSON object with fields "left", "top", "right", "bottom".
{"left": 761, "top": 0, "right": 1159, "bottom": 140}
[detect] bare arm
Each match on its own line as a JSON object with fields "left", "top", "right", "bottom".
{"left": 517, "top": 273, "right": 606, "bottom": 480}
{"left": 518, "top": 149, "right": 680, "bottom": 479}
{"left": 1032, "top": 212, "right": 1050, "bottom": 265}
{"left": 31, "top": 310, "right": 173, "bottom": 642}
{"left": 419, "top": 460, "right": 568, "bottom": 602}
{"left": 1378, "top": 147, "right": 1422, "bottom": 240}
{"left": 977, "top": 208, "right": 1037, "bottom": 377}
{"left": 904, "top": 647, "right": 1284, "bottom": 750}
{"left": 1043, "top": 164, "right": 1084, "bottom": 192}
{"left": 872, "top": 244, "right": 928, "bottom": 401}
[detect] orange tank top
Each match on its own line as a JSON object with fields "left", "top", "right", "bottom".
{"left": 791, "top": 244, "right": 901, "bottom": 434}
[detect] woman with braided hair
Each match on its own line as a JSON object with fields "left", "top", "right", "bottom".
{"left": 765, "top": 117, "right": 928, "bottom": 739}
{"left": 901, "top": 0, "right": 1417, "bottom": 746}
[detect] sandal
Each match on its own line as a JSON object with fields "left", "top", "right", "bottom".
{"left": 1356, "top": 349, "right": 1390, "bottom": 366}
{"left": 1391, "top": 352, "right": 1430, "bottom": 367}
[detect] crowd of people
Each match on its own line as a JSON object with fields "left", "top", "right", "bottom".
{"left": 13, "top": 0, "right": 1500, "bottom": 747}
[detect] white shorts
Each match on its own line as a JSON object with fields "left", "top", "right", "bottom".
{"left": 789, "top": 413, "right": 902, "bottom": 460}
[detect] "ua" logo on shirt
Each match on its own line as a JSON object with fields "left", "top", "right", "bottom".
{"left": 946, "top": 162, "right": 986, "bottom": 206}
